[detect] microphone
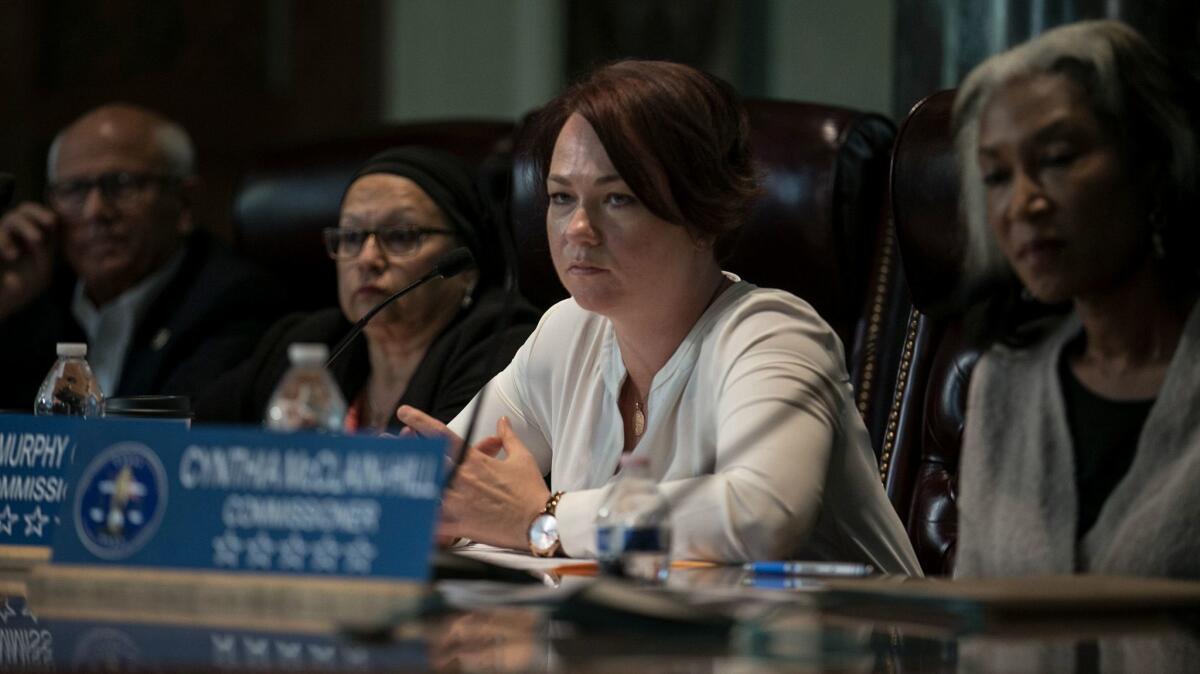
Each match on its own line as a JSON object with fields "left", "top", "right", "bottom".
{"left": 425, "top": 246, "right": 475, "bottom": 278}
{"left": 0, "top": 173, "right": 14, "bottom": 210}
{"left": 326, "top": 247, "right": 475, "bottom": 367}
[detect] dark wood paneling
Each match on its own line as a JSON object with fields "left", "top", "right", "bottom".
{"left": 0, "top": 0, "right": 383, "bottom": 240}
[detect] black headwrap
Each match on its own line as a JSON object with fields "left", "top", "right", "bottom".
{"left": 346, "top": 146, "right": 501, "bottom": 286}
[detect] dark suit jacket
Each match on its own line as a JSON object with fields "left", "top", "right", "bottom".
{"left": 0, "top": 231, "right": 288, "bottom": 410}
{"left": 193, "top": 286, "right": 540, "bottom": 429}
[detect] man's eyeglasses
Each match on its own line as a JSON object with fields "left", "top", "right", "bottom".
{"left": 46, "top": 171, "right": 179, "bottom": 212}
{"left": 323, "top": 226, "right": 452, "bottom": 260}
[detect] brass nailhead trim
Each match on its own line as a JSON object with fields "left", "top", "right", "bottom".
{"left": 853, "top": 223, "right": 897, "bottom": 437}
{"left": 878, "top": 305, "right": 922, "bottom": 482}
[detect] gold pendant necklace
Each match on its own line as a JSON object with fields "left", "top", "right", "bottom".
{"left": 632, "top": 399, "right": 646, "bottom": 438}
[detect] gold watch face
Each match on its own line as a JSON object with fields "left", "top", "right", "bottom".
{"left": 528, "top": 513, "right": 559, "bottom": 554}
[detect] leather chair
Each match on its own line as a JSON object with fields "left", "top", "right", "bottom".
{"left": 509, "top": 99, "right": 910, "bottom": 457}
{"left": 232, "top": 121, "right": 515, "bottom": 311}
{"left": 882, "top": 90, "right": 982, "bottom": 576}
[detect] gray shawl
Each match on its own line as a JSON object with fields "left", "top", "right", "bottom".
{"left": 955, "top": 302, "right": 1200, "bottom": 578}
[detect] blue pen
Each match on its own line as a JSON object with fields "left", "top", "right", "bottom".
{"left": 742, "top": 561, "right": 874, "bottom": 577}
{"left": 742, "top": 575, "right": 823, "bottom": 590}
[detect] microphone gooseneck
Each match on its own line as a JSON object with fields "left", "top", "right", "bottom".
{"left": 325, "top": 247, "right": 475, "bottom": 367}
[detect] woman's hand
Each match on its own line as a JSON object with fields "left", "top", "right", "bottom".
{"left": 442, "top": 417, "right": 550, "bottom": 550}
{"left": 396, "top": 407, "right": 550, "bottom": 551}
{"left": 396, "top": 405, "right": 464, "bottom": 453}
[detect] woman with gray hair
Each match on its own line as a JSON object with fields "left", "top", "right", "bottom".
{"left": 952, "top": 20, "right": 1200, "bottom": 578}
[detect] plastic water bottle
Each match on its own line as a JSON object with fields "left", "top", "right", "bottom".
{"left": 34, "top": 342, "right": 104, "bottom": 417}
{"left": 263, "top": 343, "right": 347, "bottom": 431}
{"left": 595, "top": 455, "right": 673, "bottom": 583}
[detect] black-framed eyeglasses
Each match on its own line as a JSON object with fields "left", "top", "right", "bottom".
{"left": 323, "top": 226, "right": 453, "bottom": 260}
{"left": 46, "top": 171, "right": 179, "bottom": 212}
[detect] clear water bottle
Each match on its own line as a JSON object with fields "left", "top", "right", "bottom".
{"left": 263, "top": 343, "right": 347, "bottom": 431}
{"left": 595, "top": 455, "right": 673, "bottom": 583}
{"left": 34, "top": 342, "right": 104, "bottom": 417}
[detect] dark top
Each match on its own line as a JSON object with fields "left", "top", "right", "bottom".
{"left": 1058, "top": 354, "right": 1155, "bottom": 538}
{"left": 193, "top": 287, "right": 540, "bottom": 429}
{"left": 0, "top": 231, "right": 289, "bottom": 411}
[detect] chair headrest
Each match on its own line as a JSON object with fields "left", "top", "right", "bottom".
{"left": 509, "top": 99, "right": 896, "bottom": 349}
{"left": 232, "top": 122, "right": 514, "bottom": 311}
{"left": 891, "top": 90, "right": 969, "bottom": 317}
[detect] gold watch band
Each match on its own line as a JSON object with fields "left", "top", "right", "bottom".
{"left": 528, "top": 491, "right": 566, "bottom": 557}
{"left": 543, "top": 490, "right": 565, "bottom": 516}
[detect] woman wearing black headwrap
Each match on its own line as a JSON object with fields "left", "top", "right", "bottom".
{"left": 194, "top": 147, "right": 539, "bottom": 432}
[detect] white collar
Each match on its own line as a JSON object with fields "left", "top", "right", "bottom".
{"left": 71, "top": 249, "right": 186, "bottom": 330}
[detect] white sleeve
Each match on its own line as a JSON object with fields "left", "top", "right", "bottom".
{"left": 556, "top": 298, "right": 848, "bottom": 562}
{"left": 447, "top": 307, "right": 555, "bottom": 475}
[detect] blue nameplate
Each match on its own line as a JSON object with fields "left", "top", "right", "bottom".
{"left": 43, "top": 619, "right": 426, "bottom": 671}
{"left": 0, "top": 594, "right": 51, "bottom": 669}
{"left": 0, "top": 415, "right": 83, "bottom": 551}
{"left": 0, "top": 591, "right": 426, "bottom": 670}
{"left": 50, "top": 421, "right": 445, "bottom": 581}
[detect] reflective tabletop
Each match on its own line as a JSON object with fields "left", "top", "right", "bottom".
{"left": 2, "top": 565, "right": 1198, "bottom": 672}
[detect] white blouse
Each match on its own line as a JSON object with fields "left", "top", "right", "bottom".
{"left": 450, "top": 275, "right": 920, "bottom": 573}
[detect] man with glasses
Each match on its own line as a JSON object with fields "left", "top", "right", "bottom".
{"left": 0, "top": 103, "right": 285, "bottom": 409}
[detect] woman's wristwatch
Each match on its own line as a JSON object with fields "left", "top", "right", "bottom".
{"left": 528, "top": 490, "right": 565, "bottom": 557}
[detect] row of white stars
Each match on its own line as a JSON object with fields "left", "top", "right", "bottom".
{"left": 211, "top": 634, "right": 369, "bottom": 668}
{"left": 212, "top": 530, "right": 377, "bottom": 574}
{"left": 0, "top": 505, "right": 52, "bottom": 538}
{"left": 0, "top": 598, "right": 37, "bottom": 624}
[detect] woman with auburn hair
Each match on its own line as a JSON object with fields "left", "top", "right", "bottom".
{"left": 952, "top": 21, "right": 1200, "bottom": 578}
{"left": 399, "top": 60, "right": 920, "bottom": 572}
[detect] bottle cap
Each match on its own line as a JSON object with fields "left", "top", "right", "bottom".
{"left": 287, "top": 342, "right": 329, "bottom": 365}
{"left": 56, "top": 342, "right": 87, "bottom": 357}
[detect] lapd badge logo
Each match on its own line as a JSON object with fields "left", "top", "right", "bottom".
{"left": 74, "top": 442, "right": 168, "bottom": 560}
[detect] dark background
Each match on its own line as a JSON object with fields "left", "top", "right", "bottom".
{"left": 1, "top": 0, "right": 1196, "bottom": 240}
